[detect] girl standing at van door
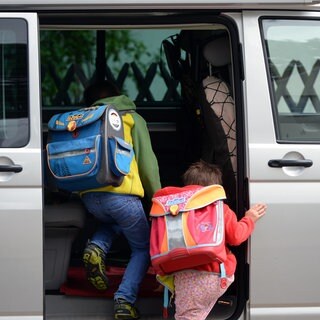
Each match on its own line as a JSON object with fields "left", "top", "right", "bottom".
{"left": 160, "top": 160, "right": 266, "bottom": 320}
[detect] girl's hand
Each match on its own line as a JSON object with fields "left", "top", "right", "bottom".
{"left": 245, "top": 203, "right": 267, "bottom": 222}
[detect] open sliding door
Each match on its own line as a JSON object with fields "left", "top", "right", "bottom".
{"left": 0, "top": 13, "right": 43, "bottom": 319}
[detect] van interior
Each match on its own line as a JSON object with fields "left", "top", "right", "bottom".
{"left": 41, "top": 12, "right": 245, "bottom": 320}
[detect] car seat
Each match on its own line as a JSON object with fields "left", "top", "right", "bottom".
{"left": 200, "top": 33, "right": 237, "bottom": 209}
{"left": 44, "top": 198, "right": 86, "bottom": 290}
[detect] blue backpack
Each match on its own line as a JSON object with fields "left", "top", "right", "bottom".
{"left": 46, "top": 104, "right": 134, "bottom": 192}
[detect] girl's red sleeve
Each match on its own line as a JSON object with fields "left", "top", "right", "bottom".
{"left": 224, "top": 203, "right": 255, "bottom": 246}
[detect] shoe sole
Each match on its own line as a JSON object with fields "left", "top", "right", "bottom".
{"left": 83, "top": 249, "right": 109, "bottom": 291}
{"left": 114, "top": 315, "right": 140, "bottom": 320}
{"left": 114, "top": 302, "right": 140, "bottom": 320}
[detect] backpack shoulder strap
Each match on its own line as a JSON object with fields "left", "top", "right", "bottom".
{"left": 119, "top": 109, "right": 134, "bottom": 114}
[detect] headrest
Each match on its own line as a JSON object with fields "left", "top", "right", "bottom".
{"left": 203, "top": 35, "right": 231, "bottom": 67}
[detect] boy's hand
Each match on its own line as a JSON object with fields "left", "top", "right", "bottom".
{"left": 245, "top": 203, "right": 267, "bottom": 222}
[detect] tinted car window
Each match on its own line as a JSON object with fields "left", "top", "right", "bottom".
{"left": 263, "top": 19, "right": 320, "bottom": 143}
{"left": 0, "top": 18, "right": 28, "bottom": 148}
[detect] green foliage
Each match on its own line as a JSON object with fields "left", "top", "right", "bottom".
{"left": 40, "top": 30, "right": 95, "bottom": 65}
{"left": 40, "top": 30, "right": 147, "bottom": 106}
{"left": 105, "top": 30, "right": 147, "bottom": 62}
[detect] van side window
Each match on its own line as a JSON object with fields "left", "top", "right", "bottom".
{"left": 40, "top": 29, "right": 181, "bottom": 110}
{"left": 262, "top": 19, "right": 320, "bottom": 143}
{"left": 0, "top": 19, "right": 29, "bottom": 148}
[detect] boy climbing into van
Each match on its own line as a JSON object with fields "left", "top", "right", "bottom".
{"left": 80, "top": 80, "right": 161, "bottom": 319}
{"left": 152, "top": 160, "right": 266, "bottom": 320}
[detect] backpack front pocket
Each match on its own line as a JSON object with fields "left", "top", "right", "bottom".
{"left": 108, "top": 136, "right": 134, "bottom": 177}
{"left": 47, "top": 135, "right": 101, "bottom": 180}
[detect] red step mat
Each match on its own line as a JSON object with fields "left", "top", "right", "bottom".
{"left": 60, "top": 266, "right": 163, "bottom": 298}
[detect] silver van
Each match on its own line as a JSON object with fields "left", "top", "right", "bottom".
{"left": 1, "top": 1, "right": 320, "bottom": 319}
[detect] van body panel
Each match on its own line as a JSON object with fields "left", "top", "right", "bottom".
{"left": 251, "top": 307, "right": 320, "bottom": 320}
{"left": 0, "top": 0, "right": 315, "bottom": 5}
{"left": 0, "top": 317, "right": 42, "bottom": 320}
{"left": 243, "top": 10, "right": 320, "bottom": 318}
{"left": 0, "top": 13, "right": 43, "bottom": 317}
{"left": 0, "top": 0, "right": 317, "bottom": 12}
{"left": 0, "top": 2, "right": 319, "bottom": 320}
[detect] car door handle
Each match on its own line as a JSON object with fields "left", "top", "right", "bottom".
{"left": 268, "top": 159, "right": 313, "bottom": 168}
{"left": 0, "top": 164, "right": 23, "bottom": 173}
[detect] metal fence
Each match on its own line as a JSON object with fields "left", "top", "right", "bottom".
{"left": 270, "top": 59, "right": 320, "bottom": 113}
{"left": 42, "top": 58, "right": 320, "bottom": 114}
{"left": 41, "top": 60, "right": 181, "bottom": 107}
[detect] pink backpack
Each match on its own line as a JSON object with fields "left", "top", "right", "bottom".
{"left": 150, "top": 184, "right": 227, "bottom": 278}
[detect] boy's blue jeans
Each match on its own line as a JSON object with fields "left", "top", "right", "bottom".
{"left": 81, "top": 192, "right": 150, "bottom": 304}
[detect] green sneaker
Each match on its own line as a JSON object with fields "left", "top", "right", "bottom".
{"left": 114, "top": 298, "right": 140, "bottom": 319}
{"left": 83, "top": 243, "right": 109, "bottom": 291}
